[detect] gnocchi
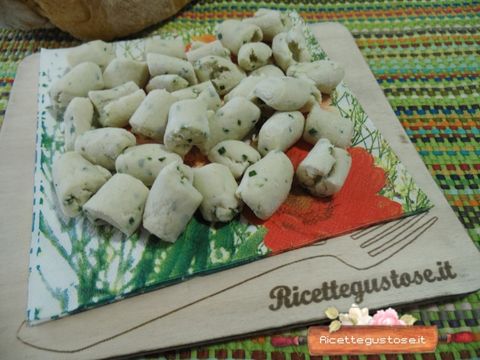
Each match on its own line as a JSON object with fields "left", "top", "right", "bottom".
{"left": 145, "top": 74, "right": 189, "bottom": 93}
{"left": 286, "top": 60, "right": 345, "bottom": 94}
{"left": 236, "top": 151, "right": 294, "bottom": 220}
{"left": 164, "top": 99, "right": 210, "bottom": 156}
{"left": 74, "top": 127, "right": 136, "bottom": 170}
{"left": 143, "top": 162, "right": 203, "bottom": 243}
{"left": 243, "top": 8, "right": 292, "bottom": 41}
{"left": 208, "top": 140, "right": 261, "bottom": 179}
{"left": 147, "top": 53, "right": 197, "bottom": 85}
{"left": 52, "top": 10, "right": 354, "bottom": 242}
{"left": 145, "top": 37, "right": 186, "bottom": 59}
{"left": 88, "top": 81, "right": 145, "bottom": 127}
{"left": 272, "top": 27, "right": 311, "bottom": 71}
{"left": 253, "top": 76, "right": 320, "bottom": 111}
{"left": 66, "top": 40, "right": 115, "bottom": 69}
{"left": 50, "top": 62, "right": 104, "bottom": 111}
{"left": 258, "top": 111, "right": 305, "bottom": 156}
{"left": 303, "top": 104, "right": 354, "bottom": 149}
{"left": 186, "top": 40, "right": 230, "bottom": 63}
{"left": 237, "top": 42, "right": 272, "bottom": 71}
{"left": 216, "top": 19, "right": 263, "bottom": 55}
{"left": 102, "top": 58, "right": 149, "bottom": 89}
{"left": 193, "top": 163, "right": 242, "bottom": 222}
{"left": 115, "top": 144, "right": 183, "bottom": 186}
{"left": 201, "top": 96, "right": 260, "bottom": 153}
{"left": 129, "top": 89, "right": 177, "bottom": 140}
{"left": 223, "top": 76, "right": 264, "bottom": 103}
{"left": 193, "top": 55, "right": 246, "bottom": 95}
{"left": 63, "top": 97, "right": 93, "bottom": 151}
{"left": 83, "top": 173, "right": 149, "bottom": 236}
{"left": 297, "top": 140, "right": 352, "bottom": 197}
{"left": 53, "top": 152, "right": 111, "bottom": 218}
{"left": 249, "top": 64, "right": 284, "bottom": 77}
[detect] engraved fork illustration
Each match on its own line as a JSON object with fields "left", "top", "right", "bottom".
{"left": 300, "top": 212, "right": 438, "bottom": 270}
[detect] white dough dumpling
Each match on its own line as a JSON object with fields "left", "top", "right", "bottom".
{"left": 193, "top": 55, "right": 246, "bottom": 95}
{"left": 197, "top": 82, "right": 222, "bottom": 111}
{"left": 53, "top": 152, "right": 111, "bottom": 218}
{"left": 236, "top": 151, "right": 293, "bottom": 220}
{"left": 249, "top": 64, "right": 284, "bottom": 77}
{"left": 147, "top": 53, "right": 197, "bottom": 85}
{"left": 115, "top": 144, "right": 183, "bottom": 186}
{"left": 193, "top": 163, "right": 242, "bottom": 222}
{"left": 75, "top": 127, "right": 136, "bottom": 170}
{"left": 66, "top": 40, "right": 115, "bottom": 69}
{"left": 237, "top": 42, "right": 272, "bottom": 71}
{"left": 171, "top": 81, "right": 214, "bottom": 100}
{"left": 145, "top": 74, "right": 189, "bottom": 93}
{"left": 243, "top": 8, "right": 292, "bottom": 41}
{"left": 202, "top": 97, "right": 260, "bottom": 153}
{"left": 143, "top": 162, "right": 203, "bottom": 243}
{"left": 287, "top": 60, "right": 345, "bottom": 94}
{"left": 103, "top": 58, "right": 149, "bottom": 88}
{"left": 303, "top": 104, "right": 354, "bottom": 149}
{"left": 83, "top": 173, "right": 149, "bottom": 236}
{"left": 164, "top": 99, "right": 210, "bottom": 156}
{"left": 53, "top": 10, "right": 360, "bottom": 234}
{"left": 129, "top": 89, "right": 177, "bottom": 140}
{"left": 296, "top": 138, "right": 335, "bottom": 191}
{"left": 216, "top": 19, "right": 263, "bottom": 55}
{"left": 297, "top": 141, "right": 351, "bottom": 197}
{"left": 224, "top": 76, "right": 264, "bottom": 103}
{"left": 208, "top": 140, "right": 261, "bottom": 179}
{"left": 272, "top": 27, "right": 311, "bottom": 71}
{"left": 253, "top": 76, "right": 320, "bottom": 111}
{"left": 186, "top": 40, "right": 230, "bottom": 63}
{"left": 50, "top": 62, "right": 104, "bottom": 111}
{"left": 258, "top": 111, "right": 305, "bottom": 156}
{"left": 63, "top": 97, "right": 93, "bottom": 151}
{"left": 88, "top": 81, "right": 145, "bottom": 128}
{"left": 145, "top": 37, "right": 186, "bottom": 59}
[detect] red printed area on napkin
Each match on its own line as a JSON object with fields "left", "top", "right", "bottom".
{"left": 246, "top": 144, "right": 403, "bottom": 253}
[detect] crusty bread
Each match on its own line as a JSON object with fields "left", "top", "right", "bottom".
{"left": 0, "top": 0, "right": 52, "bottom": 30}
{"left": 8, "top": 0, "right": 191, "bottom": 40}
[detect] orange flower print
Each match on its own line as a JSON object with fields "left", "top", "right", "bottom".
{"left": 246, "top": 143, "right": 403, "bottom": 253}
{"left": 185, "top": 34, "right": 217, "bottom": 52}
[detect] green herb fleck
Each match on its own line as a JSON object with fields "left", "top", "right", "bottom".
{"left": 158, "top": 157, "right": 166, "bottom": 162}
{"left": 308, "top": 128, "right": 318, "bottom": 136}
{"left": 128, "top": 217, "right": 135, "bottom": 225}
{"left": 222, "top": 128, "right": 230, "bottom": 133}
{"left": 248, "top": 170, "right": 257, "bottom": 177}
{"left": 218, "top": 146, "right": 226, "bottom": 155}
{"left": 237, "top": 119, "right": 242, "bottom": 126}
{"left": 241, "top": 154, "right": 248, "bottom": 161}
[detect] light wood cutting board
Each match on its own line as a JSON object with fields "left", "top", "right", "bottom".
{"left": 1, "top": 23, "right": 479, "bottom": 360}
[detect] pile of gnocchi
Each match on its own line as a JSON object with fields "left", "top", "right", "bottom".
{"left": 50, "top": 9, "right": 354, "bottom": 243}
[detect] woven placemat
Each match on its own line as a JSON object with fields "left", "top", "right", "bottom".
{"left": 1, "top": 1, "right": 479, "bottom": 358}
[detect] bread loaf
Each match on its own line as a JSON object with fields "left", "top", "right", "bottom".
{"left": 19, "top": 0, "right": 191, "bottom": 40}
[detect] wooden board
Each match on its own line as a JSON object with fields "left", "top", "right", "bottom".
{"left": 1, "top": 23, "right": 479, "bottom": 360}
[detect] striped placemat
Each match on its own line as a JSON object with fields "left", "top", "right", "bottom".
{"left": 1, "top": 1, "right": 479, "bottom": 358}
